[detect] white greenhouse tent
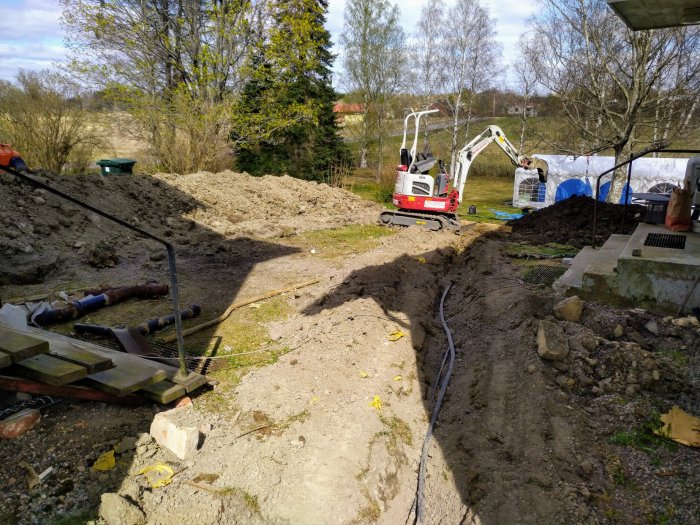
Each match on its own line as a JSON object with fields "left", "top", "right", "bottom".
{"left": 512, "top": 154, "right": 689, "bottom": 209}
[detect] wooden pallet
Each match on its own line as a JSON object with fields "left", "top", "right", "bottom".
{"left": 8, "top": 326, "right": 208, "bottom": 403}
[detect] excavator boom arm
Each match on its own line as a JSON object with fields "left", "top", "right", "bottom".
{"left": 452, "top": 125, "right": 544, "bottom": 202}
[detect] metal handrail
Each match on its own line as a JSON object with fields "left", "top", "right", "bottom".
{"left": 2, "top": 166, "right": 189, "bottom": 377}
{"left": 591, "top": 148, "right": 700, "bottom": 248}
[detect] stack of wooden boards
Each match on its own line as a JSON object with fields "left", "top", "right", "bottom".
{"left": 0, "top": 326, "right": 207, "bottom": 404}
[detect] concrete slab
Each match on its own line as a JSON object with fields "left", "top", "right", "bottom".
{"left": 555, "top": 246, "right": 597, "bottom": 291}
{"left": 617, "top": 224, "right": 700, "bottom": 313}
{"left": 584, "top": 234, "right": 630, "bottom": 277}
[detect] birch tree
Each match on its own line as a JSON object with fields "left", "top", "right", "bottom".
{"left": 523, "top": 0, "right": 700, "bottom": 202}
{"left": 441, "top": 0, "right": 500, "bottom": 171}
{"left": 341, "top": 0, "right": 405, "bottom": 180}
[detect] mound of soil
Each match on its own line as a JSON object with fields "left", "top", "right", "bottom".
{"left": 508, "top": 196, "right": 644, "bottom": 248}
{"left": 0, "top": 170, "right": 379, "bottom": 284}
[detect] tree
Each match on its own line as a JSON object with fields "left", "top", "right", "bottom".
{"left": 440, "top": 0, "right": 500, "bottom": 171}
{"left": 523, "top": 0, "right": 700, "bottom": 202}
{"left": 61, "top": 0, "right": 265, "bottom": 172}
{"left": 232, "top": 0, "right": 348, "bottom": 180}
{"left": 411, "top": 0, "right": 447, "bottom": 107}
{"left": 0, "top": 70, "right": 102, "bottom": 173}
{"left": 341, "top": 0, "right": 405, "bottom": 180}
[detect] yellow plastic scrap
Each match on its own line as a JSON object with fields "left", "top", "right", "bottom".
{"left": 92, "top": 450, "right": 116, "bottom": 471}
{"left": 310, "top": 395, "right": 320, "bottom": 405}
{"left": 655, "top": 405, "right": 700, "bottom": 447}
{"left": 359, "top": 370, "right": 369, "bottom": 378}
{"left": 394, "top": 375, "right": 403, "bottom": 381}
{"left": 416, "top": 257, "right": 427, "bottom": 264}
{"left": 389, "top": 330, "right": 405, "bottom": 342}
{"left": 139, "top": 464, "right": 175, "bottom": 488}
{"left": 369, "top": 395, "right": 382, "bottom": 410}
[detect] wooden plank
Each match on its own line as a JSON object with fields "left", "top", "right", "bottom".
{"left": 48, "top": 340, "right": 113, "bottom": 374}
{"left": 0, "top": 328, "right": 49, "bottom": 362}
{"left": 15, "top": 327, "right": 208, "bottom": 395}
{"left": 0, "top": 351, "right": 11, "bottom": 369}
{"left": 140, "top": 380, "right": 186, "bottom": 404}
{"left": 0, "top": 374, "right": 146, "bottom": 405}
{"left": 14, "top": 354, "right": 87, "bottom": 386}
{"left": 84, "top": 363, "right": 167, "bottom": 396}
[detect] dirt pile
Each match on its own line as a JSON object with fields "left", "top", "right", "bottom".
{"left": 508, "top": 196, "right": 644, "bottom": 247}
{"left": 0, "top": 170, "right": 379, "bottom": 285}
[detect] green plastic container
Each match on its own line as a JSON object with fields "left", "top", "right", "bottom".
{"left": 96, "top": 158, "right": 136, "bottom": 175}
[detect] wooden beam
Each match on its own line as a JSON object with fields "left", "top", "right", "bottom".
{"left": 140, "top": 380, "right": 186, "bottom": 404}
{"left": 0, "top": 375, "right": 146, "bottom": 405}
{"left": 83, "top": 364, "right": 166, "bottom": 397}
{"left": 0, "top": 329, "right": 49, "bottom": 362}
{"left": 48, "top": 340, "right": 113, "bottom": 374}
{"left": 14, "top": 354, "right": 87, "bottom": 386}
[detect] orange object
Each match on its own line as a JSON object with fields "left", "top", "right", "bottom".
{"left": 0, "top": 143, "right": 21, "bottom": 167}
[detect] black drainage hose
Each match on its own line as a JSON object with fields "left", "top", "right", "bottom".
{"left": 413, "top": 283, "right": 456, "bottom": 525}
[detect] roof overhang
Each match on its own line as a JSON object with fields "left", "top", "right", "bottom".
{"left": 607, "top": 0, "right": 700, "bottom": 30}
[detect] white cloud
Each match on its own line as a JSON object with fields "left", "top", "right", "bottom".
{"left": 0, "top": 0, "right": 67, "bottom": 79}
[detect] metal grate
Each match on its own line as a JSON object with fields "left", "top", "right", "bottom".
{"left": 523, "top": 265, "right": 567, "bottom": 286}
{"left": 644, "top": 233, "right": 686, "bottom": 250}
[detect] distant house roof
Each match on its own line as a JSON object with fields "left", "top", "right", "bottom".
{"left": 333, "top": 103, "right": 365, "bottom": 114}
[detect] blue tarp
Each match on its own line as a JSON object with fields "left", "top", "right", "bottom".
{"left": 597, "top": 182, "right": 633, "bottom": 204}
{"left": 555, "top": 179, "right": 592, "bottom": 202}
{"left": 488, "top": 209, "right": 523, "bottom": 220}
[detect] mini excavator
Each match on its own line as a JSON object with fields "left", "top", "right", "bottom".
{"left": 379, "top": 109, "right": 548, "bottom": 231}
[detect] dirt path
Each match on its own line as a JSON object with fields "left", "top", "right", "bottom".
{"left": 1, "top": 171, "right": 698, "bottom": 525}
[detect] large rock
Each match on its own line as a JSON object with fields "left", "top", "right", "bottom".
{"left": 553, "top": 296, "right": 584, "bottom": 322}
{"left": 150, "top": 408, "right": 200, "bottom": 460}
{"left": 537, "top": 320, "right": 570, "bottom": 361}
{"left": 99, "top": 493, "right": 145, "bottom": 525}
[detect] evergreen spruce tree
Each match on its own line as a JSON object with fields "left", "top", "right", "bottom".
{"left": 233, "top": 0, "right": 349, "bottom": 180}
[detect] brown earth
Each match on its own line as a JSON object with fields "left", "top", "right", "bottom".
{"left": 0, "top": 172, "right": 698, "bottom": 525}
{"left": 508, "top": 196, "right": 645, "bottom": 248}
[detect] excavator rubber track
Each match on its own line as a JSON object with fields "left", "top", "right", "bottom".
{"left": 379, "top": 210, "right": 461, "bottom": 232}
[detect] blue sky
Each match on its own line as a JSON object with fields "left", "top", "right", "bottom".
{"left": 0, "top": 0, "right": 538, "bottom": 86}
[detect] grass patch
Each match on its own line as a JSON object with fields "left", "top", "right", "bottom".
{"left": 504, "top": 242, "right": 579, "bottom": 259}
{"left": 187, "top": 295, "right": 292, "bottom": 414}
{"left": 354, "top": 487, "right": 381, "bottom": 524}
{"left": 608, "top": 413, "right": 676, "bottom": 454}
{"left": 286, "top": 224, "right": 396, "bottom": 259}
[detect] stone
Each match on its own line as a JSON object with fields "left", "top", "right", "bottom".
{"left": 135, "top": 433, "right": 153, "bottom": 447}
{"left": 114, "top": 437, "right": 138, "bottom": 454}
{"left": 580, "top": 459, "right": 594, "bottom": 475}
{"left": 149, "top": 251, "right": 165, "bottom": 262}
{"left": 99, "top": 493, "right": 145, "bottom": 525}
{"left": 527, "top": 364, "right": 536, "bottom": 374}
{"left": 150, "top": 409, "right": 201, "bottom": 460}
{"left": 553, "top": 296, "right": 584, "bottom": 322}
{"left": 73, "top": 241, "right": 86, "bottom": 249}
{"left": 652, "top": 370, "right": 660, "bottom": 381}
{"left": 87, "top": 242, "right": 119, "bottom": 268}
{"left": 31, "top": 196, "right": 46, "bottom": 205}
{"left": 174, "top": 397, "right": 192, "bottom": 408}
{"left": 613, "top": 324, "right": 624, "bottom": 337}
{"left": 641, "top": 358, "right": 656, "bottom": 370}
{"left": 0, "top": 409, "right": 40, "bottom": 438}
{"left": 537, "top": 320, "right": 570, "bottom": 361}
{"left": 672, "top": 316, "right": 700, "bottom": 327}
{"left": 644, "top": 320, "right": 659, "bottom": 335}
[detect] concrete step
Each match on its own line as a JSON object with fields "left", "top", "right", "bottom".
{"left": 555, "top": 246, "right": 597, "bottom": 291}
{"left": 584, "top": 234, "right": 631, "bottom": 277}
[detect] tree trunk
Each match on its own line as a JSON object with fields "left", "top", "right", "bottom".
{"left": 607, "top": 142, "right": 632, "bottom": 204}
{"left": 450, "top": 93, "right": 462, "bottom": 173}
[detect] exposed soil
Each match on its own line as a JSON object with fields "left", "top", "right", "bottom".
{"left": 0, "top": 173, "right": 698, "bottom": 525}
{"left": 508, "top": 196, "right": 645, "bottom": 248}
